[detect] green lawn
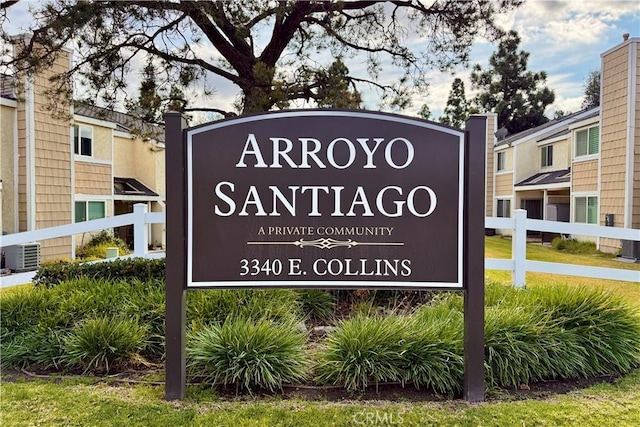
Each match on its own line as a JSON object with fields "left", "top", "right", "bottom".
{"left": 2, "top": 371, "right": 640, "bottom": 426}
{"left": 485, "top": 236, "right": 640, "bottom": 303}
{"left": 2, "top": 238, "right": 639, "bottom": 426}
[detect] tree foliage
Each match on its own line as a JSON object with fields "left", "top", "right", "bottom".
{"left": 581, "top": 69, "right": 600, "bottom": 109}
{"left": 439, "top": 77, "right": 468, "bottom": 128}
{"left": 471, "top": 30, "right": 555, "bottom": 134}
{"left": 2, "top": 0, "right": 523, "bottom": 116}
{"left": 417, "top": 103, "right": 431, "bottom": 120}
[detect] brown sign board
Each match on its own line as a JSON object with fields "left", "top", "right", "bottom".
{"left": 186, "top": 111, "right": 464, "bottom": 288}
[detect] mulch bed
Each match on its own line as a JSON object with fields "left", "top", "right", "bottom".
{"left": 1, "top": 367, "right": 620, "bottom": 403}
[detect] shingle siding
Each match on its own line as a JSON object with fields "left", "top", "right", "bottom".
{"left": 633, "top": 43, "right": 640, "bottom": 230}
{"left": 75, "top": 162, "right": 112, "bottom": 195}
{"left": 32, "top": 52, "right": 72, "bottom": 260}
{"left": 1, "top": 105, "right": 16, "bottom": 233}
{"left": 495, "top": 173, "right": 513, "bottom": 197}
{"left": 571, "top": 160, "right": 599, "bottom": 193}
{"left": 599, "top": 41, "right": 633, "bottom": 253}
{"left": 485, "top": 115, "right": 496, "bottom": 216}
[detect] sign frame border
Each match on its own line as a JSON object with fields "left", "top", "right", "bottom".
{"left": 185, "top": 110, "right": 466, "bottom": 289}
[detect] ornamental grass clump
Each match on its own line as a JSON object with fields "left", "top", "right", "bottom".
{"left": 529, "top": 285, "right": 640, "bottom": 377}
{"left": 483, "top": 283, "right": 640, "bottom": 387}
{"left": 187, "top": 317, "right": 309, "bottom": 393}
{"left": 0, "top": 286, "right": 63, "bottom": 342}
{"left": 315, "top": 315, "right": 409, "bottom": 391}
{"left": 187, "top": 289, "right": 301, "bottom": 326}
{"left": 123, "top": 279, "right": 166, "bottom": 358}
{"left": 54, "top": 277, "right": 132, "bottom": 319}
{"left": 404, "top": 305, "right": 464, "bottom": 395}
{"left": 62, "top": 317, "right": 148, "bottom": 373}
{"left": 298, "top": 289, "right": 335, "bottom": 324}
{"left": 484, "top": 305, "right": 552, "bottom": 387}
{"left": 1, "top": 326, "right": 67, "bottom": 369}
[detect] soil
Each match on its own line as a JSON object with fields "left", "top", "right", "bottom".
{"left": 2, "top": 367, "right": 619, "bottom": 403}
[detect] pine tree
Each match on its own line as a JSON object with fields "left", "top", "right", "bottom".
{"left": 417, "top": 104, "right": 432, "bottom": 120}
{"left": 581, "top": 70, "right": 600, "bottom": 109}
{"left": 440, "top": 78, "right": 468, "bottom": 128}
{"left": 471, "top": 30, "right": 555, "bottom": 134}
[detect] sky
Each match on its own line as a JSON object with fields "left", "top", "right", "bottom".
{"left": 2, "top": 0, "right": 639, "bottom": 121}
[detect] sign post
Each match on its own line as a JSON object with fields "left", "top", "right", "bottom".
{"left": 463, "top": 116, "right": 487, "bottom": 402}
{"left": 165, "top": 112, "right": 187, "bottom": 400}
{"left": 165, "top": 110, "right": 485, "bottom": 401}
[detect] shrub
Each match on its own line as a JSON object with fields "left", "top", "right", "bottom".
{"left": 551, "top": 237, "right": 598, "bottom": 254}
{"left": 484, "top": 306, "right": 552, "bottom": 387}
{"left": 187, "top": 289, "right": 301, "bottom": 326}
{"left": 76, "top": 230, "right": 130, "bottom": 259}
{"left": 298, "top": 289, "right": 335, "bottom": 323}
{"left": 123, "top": 279, "right": 166, "bottom": 358}
{"left": 33, "top": 257, "right": 165, "bottom": 287}
{"left": 315, "top": 315, "right": 408, "bottom": 391}
{"left": 1, "top": 326, "right": 67, "bottom": 369}
{"left": 187, "top": 317, "right": 308, "bottom": 392}
{"left": 62, "top": 317, "right": 148, "bottom": 373}
{"left": 405, "top": 305, "right": 464, "bottom": 394}
{"left": 529, "top": 285, "right": 640, "bottom": 376}
{"left": 0, "top": 286, "right": 64, "bottom": 342}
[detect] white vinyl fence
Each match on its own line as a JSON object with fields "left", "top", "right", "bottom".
{"left": 1, "top": 204, "right": 164, "bottom": 287}
{"left": 1, "top": 206, "right": 639, "bottom": 288}
{"left": 486, "top": 209, "right": 640, "bottom": 288}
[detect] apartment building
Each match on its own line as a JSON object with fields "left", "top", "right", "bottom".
{"left": 1, "top": 43, "right": 165, "bottom": 262}
{"left": 485, "top": 36, "right": 639, "bottom": 253}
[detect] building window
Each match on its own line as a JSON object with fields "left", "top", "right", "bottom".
{"left": 541, "top": 145, "right": 553, "bottom": 167}
{"left": 496, "top": 151, "right": 506, "bottom": 171}
{"left": 574, "top": 196, "right": 598, "bottom": 224}
{"left": 74, "top": 124, "right": 93, "bottom": 156}
{"left": 75, "top": 201, "right": 105, "bottom": 222}
{"left": 575, "top": 125, "right": 599, "bottom": 157}
{"left": 497, "top": 199, "right": 511, "bottom": 218}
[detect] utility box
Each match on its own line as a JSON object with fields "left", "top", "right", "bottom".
{"left": 5, "top": 242, "right": 41, "bottom": 271}
{"left": 605, "top": 214, "right": 614, "bottom": 227}
{"left": 620, "top": 240, "right": 640, "bottom": 262}
{"left": 105, "top": 247, "right": 119, "bottom": 259}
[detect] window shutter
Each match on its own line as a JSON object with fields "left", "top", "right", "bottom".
{"left": 576, "top": 130, "right": 588, "bottom": 156}
{"left": 73, "top": 125, "right": 79, "bottom": 155}
{"left": 588, "top": 127, "right": 599, "bottom": 155}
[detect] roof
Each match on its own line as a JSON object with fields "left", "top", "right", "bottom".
{"left": 516, "top": 168, "right": 571, "bottom": 187}
{"left": 537, "top": 128, "right": 570, "bottom": 143}
{"left": 496, "top": 108, "right": 599, "bottom": 147}
{"left": 114, "top": 177, "right": 159, "bottom": 197}
{"left": 75, "top": 103, "right": 165, "bottom": 143}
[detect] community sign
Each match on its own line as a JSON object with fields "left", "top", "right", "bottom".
{"left": 185, "top": 110, "right": 464, "bottom": 288}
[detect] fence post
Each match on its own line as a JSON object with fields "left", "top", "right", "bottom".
{"left": 513, "top": 209, "right": 527, "bottom": 288}
{"left": 133, "top": 203, "right": 148, "bottom": 258}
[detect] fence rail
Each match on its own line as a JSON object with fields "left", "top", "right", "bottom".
{"left": 2, "top": 206, "right": 639, "bottom": 288}
{"left": 486, "top": 209, "right": 640, "bottom": 287}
